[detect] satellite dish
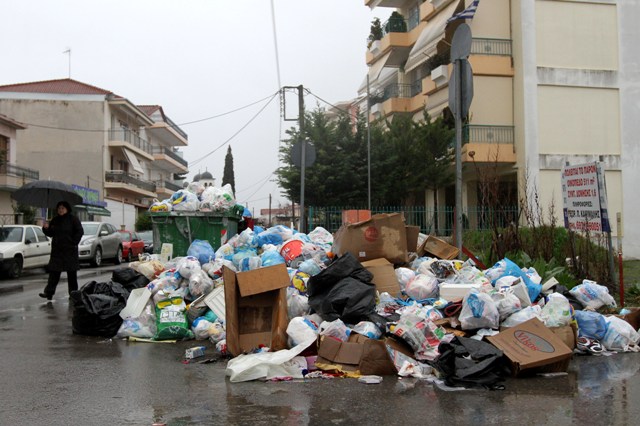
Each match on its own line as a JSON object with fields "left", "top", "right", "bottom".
{"left": 450, "top": 23, "right": 472, "bottom": 61}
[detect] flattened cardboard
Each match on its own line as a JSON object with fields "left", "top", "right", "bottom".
{"left": 487, "top": 318, "right": 573, "bottom": 376}
{"left": 332, "top": 213, "right": 408, "bottom": 264}
{"left": 361, "top": 258, "right": 401, "bottom": 297}
{"left": 315, "top": 333, "right": 414, "bottom": 376}
{"left": 417, "top": 235, "right": 459, "bottom": 260}
{"left": 223, "top": 264, "right": 290, "bottom": 356}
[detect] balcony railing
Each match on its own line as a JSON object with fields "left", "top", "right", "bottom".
{"left": 471, "top": 38, "right": 513, "bottom": 56}
{"left": 109, "top": 129, "right": 153, "bottom": 155}
{"left": 155, "top": 180, "right": 182, "bottom": 192}
{"left": 152, "top": 147, "right": 188, "bottom": 167}
{"left": 463, "top": 125, "right": 515, "bottom": 145}
{"left": 0, "top": 162, "right": 39, "bottom": 180}
{"left": 407, "top": 6, "right": 420, "bottom": 31}
{"left": 382, "top": 17, "right": 408, "bottom": 36}
{"left": 163, "top": 116, "right": 188, "bottom": 140}
{"left": 105, "top": 170, "right": 156, "bottom": 193}
{"left": 410, "top": 79, "right": 422, "bottom": 97}
{"left": 371, "top": 83, "right": 413, "bottom": 106}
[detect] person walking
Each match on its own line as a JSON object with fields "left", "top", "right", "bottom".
{"left": 39, "top": 201, "right": 84, "bottom": 300}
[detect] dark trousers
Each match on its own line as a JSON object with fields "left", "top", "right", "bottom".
{"left": 43, "top": 270, "right": 78, "bottom": 297}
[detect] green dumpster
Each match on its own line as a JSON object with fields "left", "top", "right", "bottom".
{"left": 150, "top": 206, "right": 243, "bottom": 257}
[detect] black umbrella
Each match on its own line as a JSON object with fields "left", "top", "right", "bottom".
{"left": 11, "top": 179, "right": 83, "bottom": 209}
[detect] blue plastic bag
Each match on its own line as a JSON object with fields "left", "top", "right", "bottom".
{"left": 485, "top": 258, "right": 542, "bottom": 302}
{"left": 261, "top": 250, "right": 285, "bottom": 267}
{"left": 575, "top": 309, "right": 608, "bottom": 340}
{"left": 187, "top": 239, "right": 215, "bottom": 265}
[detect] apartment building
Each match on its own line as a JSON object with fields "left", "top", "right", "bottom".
{"left": 361, "top": 0, "right": 640, "bottom": 258}
{"left": 0, "top": 79, "right": 188, "bottom": 230}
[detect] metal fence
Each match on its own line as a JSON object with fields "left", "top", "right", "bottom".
{"left": 471, "top": 38, "right": 512, "bottom": 56}
{"left": 307, "top": 206, "right": 519, "bottom": 235}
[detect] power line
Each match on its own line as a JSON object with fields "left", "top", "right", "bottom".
{"left": 12, "top": 92, "right": 279, "bottom": 132}
{"left": 189, "top": 92, "right": 279, "bottom": 166}
{"left": 307, "top": 90, "right": 361, "bottom": 121}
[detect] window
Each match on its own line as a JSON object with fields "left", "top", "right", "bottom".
{"left": 25, "top": 227, "right": 36, "bottom": 243}
{"left": 35, "top": 227, "right": 49, "bottom": 243}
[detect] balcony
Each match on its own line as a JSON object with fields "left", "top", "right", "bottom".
{"left": 108, "top": 129, "right": 154, "bottom": 161}
{"left": 366, "top": 14, "right": 424, "bottom": 67}
{"left": 0, "top": 163, "right": 39, "bottom": 190}
{"left": 461, "top": 125, "right": 516, "bottom": 163}
{"left": 154, "top": 180, "right": 182, "bottom": 199}
{"left": 469, "top": 38, "right": 514, "bottom": 77}
{"left": 369, "top": 82, "right": 426, "bottom": 119}
{"left": 365, "top": 0, "right": 413, "bottom": 8}
{"left": 145, "top": 115, "right": 188, "bottom": 147}
{"left": 152, "top": 147, "right": 189, "bottom": 173}
{"left": 104, "top": 170, "right": 156, "bottom": 198}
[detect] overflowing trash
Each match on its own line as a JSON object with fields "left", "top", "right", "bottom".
{"left": 69, "top": 206, "right": 640, "bottom": 390}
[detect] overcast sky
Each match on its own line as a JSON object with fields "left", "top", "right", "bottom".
{"left": 1, "top": 0, "right": 391, "bottom": 214}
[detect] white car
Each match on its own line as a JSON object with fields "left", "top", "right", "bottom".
{"left": 0, "top": 225, "right": 52, "bottom": 278}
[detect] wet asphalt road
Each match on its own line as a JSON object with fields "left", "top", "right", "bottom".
{"left": 1, "top": 267, "right": 640, "bottom": 426}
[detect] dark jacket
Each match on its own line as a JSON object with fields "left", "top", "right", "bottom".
{"left": 43, "top": 213, "right": 84, "bottom": 271}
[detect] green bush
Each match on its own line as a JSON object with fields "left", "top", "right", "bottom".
{"left": 135, "top": 212, "right": 152, "bottom": 231}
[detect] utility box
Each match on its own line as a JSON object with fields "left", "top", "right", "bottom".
{"left": 149, "top": 207, "right": 243, "bottom": 257}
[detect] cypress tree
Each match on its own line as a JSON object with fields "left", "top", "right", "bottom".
{"left": 222, "top": 145, "right": 236, "bottom": 195}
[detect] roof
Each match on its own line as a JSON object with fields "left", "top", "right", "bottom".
{"left": 0, "top": 113, "right": 26, "bottom": 129}
{"left": 0, "top": 78, "right": 118, "bottom": 96}
{"left": 138, "top": 105, "right": 162, "bottom": 117}
{"left": 200, "top": 171, "right": 213, "bottom": 179}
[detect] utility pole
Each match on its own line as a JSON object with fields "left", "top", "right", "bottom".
{"left": 298, "top": 84, "right": 306, "bottom": 233}
{"left": 268, "top": 193, "right": 272, "bottom": 227}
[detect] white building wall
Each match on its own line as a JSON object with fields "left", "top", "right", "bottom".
{"left": 106, "top": 199, "right": 137, "bottom": 231}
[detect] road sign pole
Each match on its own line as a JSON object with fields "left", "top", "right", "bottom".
{"left": 298, "top": 85, "right": 306, "bottom": 233}
{"left": 454, "top": 59, "right": 463, "bottom": 254}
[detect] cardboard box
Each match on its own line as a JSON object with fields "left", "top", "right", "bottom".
{"left": 223, "top": 264, "right": 290, "bottom": 356}
{"left": 487, "top": 318, "right": 573, "bottom": 376}
{"left": 417, "top": 235, "right": 459, "bottom": 260}
{"left": 332, "top": 213, "right": 408, "bottom": 264}
{"left": 439, "top": 283, "right": 482, "bottom": 302}
{"left": 315, "top": 333, "right": 414, "bottom": 375}
{"left": 405, "top": 226, "right": 420, "bottom": 252}
{"left": 342, "top": 209, "right": 371, "bottom": 225}
{"left": 361, "top": 258, "right": 401, "bottom": 297}
{"left": 550, "top": 324, "right": 578, "bottom": 350}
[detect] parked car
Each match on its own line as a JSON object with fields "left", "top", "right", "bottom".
{"left": 0, "top": 225, "right": 51, "bottom": 278}
{"left": 137, "top": 230, "right": 154, "bottom": 254}
{"left": 78, "top": 222, "right": 122, "bottom": 267}
{"left": 118, "top": 230, "right": 145, "bottom": 262}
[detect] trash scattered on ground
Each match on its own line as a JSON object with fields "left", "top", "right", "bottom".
{"left": 64, "top": 184, "right": 639, "bottom": 389}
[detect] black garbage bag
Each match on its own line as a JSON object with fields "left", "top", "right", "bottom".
{"left": 70, "top": 281, "right": 130, "bottom": 337}
{"left": 307, "top": 253, "right": 376, "bottom": 323}
{"left": 433, "top": 336, "right": 509, "bottom": 390}
{"left": 112, "top": 267, "right": 150, "bottom": 291}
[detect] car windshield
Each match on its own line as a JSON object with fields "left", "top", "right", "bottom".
{"left": 82, "top": 223, "right": 99, "bottom": 235}
{"left": 118, "top": 231, "right": 132, "bottom": 242}
{"left": 0, "top": 227, "right": 23, "bottom": 243}
{"left": 138, "top": 231, "right": 152, "bottom": 243}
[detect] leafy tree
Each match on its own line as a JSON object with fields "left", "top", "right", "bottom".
{"left": 222, "top": 145, "right": 235, "bottom": 194}
{"left": 135, "top": 212, "right": 152, "bottom": 231}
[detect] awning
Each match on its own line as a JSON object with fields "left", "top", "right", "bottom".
{"left": 359, "top": 51, "right": 394, "bottom": 92}
{"left": 75, "top": 205, "right": 112, "bottom": 217}
{"left": 122, "top": 147, "right": 144, "bottom": 174}
{"left": 404, "top": 0, "right": 461, "bottom": 73}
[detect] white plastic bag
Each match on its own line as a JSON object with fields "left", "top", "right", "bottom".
{"left": 540, "top": 293, "right": 572, "bottom": 327}
{"left": 459, "top": 290, "right": 500, "bottom": 330}
{"left": 404, "top": 274, "right": 439, "bottom": 300}
{"left": 318, "top": 319, "right": 350, "bottom": 342}
{"left": 501, "top": 305, "right": 543, "bottom": 328}
{"left": 286, "top": 316, "right": 318, "bottom": 347}
{"left": 395, "top": 267, "right": 416, "bottom": 292}
{"left": 569, "top": 280, "right": 617, "bottom": 310}
{"left": 602, "top": 316, "right": 640, "bottom": 351}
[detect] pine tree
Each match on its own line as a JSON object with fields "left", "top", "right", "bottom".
{"left": 222, "top": 145, "right": 235, "bottom": 195}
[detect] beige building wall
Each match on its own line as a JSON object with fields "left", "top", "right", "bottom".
{"left": 537, "top": 86, "right": 621, "bottom": 155}
{"left": 536, "top": 0, "right": 619, "bottom": 70}
{"left": 470, "top": 76, "right": 513, "bottom": 125}
{"left": 471, "top": 0, "right": 511, "bottom": 39}
{"left": 0, "top": 99, "right": 106, "bottom": 193}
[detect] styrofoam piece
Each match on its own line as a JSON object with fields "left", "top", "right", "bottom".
{"left": 542, "top": 277, "right": 560, "bottom": 294}
{"left": 204, "top": 286, "right": 225, "bottom": 322}
{"left": 160, "top": 243, "right": 173, "bottom": 263}
{"left": 119, "top": 287, "right": 152, "bottom": 319}
{"left": 439, "top": 283, "right": 482, "bottom": 302}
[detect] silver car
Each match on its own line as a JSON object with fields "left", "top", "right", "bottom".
{"left": 78, "top": 222, "right": 123, "bottom": 267}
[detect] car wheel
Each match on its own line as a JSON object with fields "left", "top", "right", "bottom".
{"left": 114, "top": 246, "right": 123, "bottom": 265}
{"left": 127, "top": 251, "right": 132, "bottom": 263}
{"left": 9, "top": 256, "right": 23, "bottom": 279}
{"left": 92, "top": 247, "right": 102, "bottom": 267}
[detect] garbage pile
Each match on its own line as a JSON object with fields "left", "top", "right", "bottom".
{"left": 69, "top": 213, "right": 640, "bottom": 390}
{"left": 148, "top": 182, "right": 236, "bottom": 212}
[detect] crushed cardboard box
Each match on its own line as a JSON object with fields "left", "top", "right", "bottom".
{"left": 223, "top": 264, "right": 290, "bottom": 356}
{"left": 488, "top": 318, "right": 573, "bottom": 376}
{"left": 332, "top": 213, "right": 408, "bottom": 264}
{"left": 361, "top": 258, "right": 401, "bottom": 298}
{"left": 315, "top": 333, "right": 414, "bottom": 376}
{"left": 417, "top": 235, "right": 459, "bottom": 260}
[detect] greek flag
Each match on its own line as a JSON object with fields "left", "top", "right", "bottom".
{"left": 447, "top": 0, "right": 480, "bottom": 24}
